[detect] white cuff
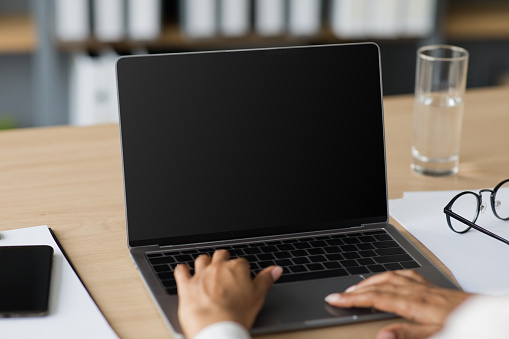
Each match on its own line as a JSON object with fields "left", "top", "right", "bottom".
{"left": 431, "top": 295, "right": 509, "bottom": 339}
{"left": 193, "top": 321, "right": 251, "bottom": 339}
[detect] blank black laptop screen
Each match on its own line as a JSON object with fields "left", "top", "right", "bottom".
{"left": 117, "top": 43, "right": 387, "bottom": 247}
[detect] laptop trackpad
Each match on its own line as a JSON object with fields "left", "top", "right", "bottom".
{"left": 254, "top": 276, "right": 381, "bottom": 329}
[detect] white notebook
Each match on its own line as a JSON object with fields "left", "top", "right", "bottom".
{"left": 0, "top": 225, "right": 118, "bottom": 338}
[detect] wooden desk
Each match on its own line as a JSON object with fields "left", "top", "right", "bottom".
{"left": 0, "top": 86, "right": 508, "bottom": 338}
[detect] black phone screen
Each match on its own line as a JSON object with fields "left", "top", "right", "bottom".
{"left": 0, "top": 245, "right": 53, "bottom": 317}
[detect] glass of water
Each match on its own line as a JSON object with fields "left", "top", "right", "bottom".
{"left": 411, "top": 45, "right": 469, "bottom": 176}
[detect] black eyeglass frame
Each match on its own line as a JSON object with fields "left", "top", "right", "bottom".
{"left": 444, "top": 179, "right": 509, "bottom": 246}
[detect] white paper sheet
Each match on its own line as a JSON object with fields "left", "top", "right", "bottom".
{"left": 0, "top": 225, "right": 118, "bottom": 338}
{"left": 389, "top": 188, "right": 509, "bottom": 295}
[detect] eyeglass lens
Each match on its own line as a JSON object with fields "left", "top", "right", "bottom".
{"left": 449, "top": 192, "right": 479, "bottom": 232}
{"left": 494, "top": 181, "right": 509, "bottom": 219}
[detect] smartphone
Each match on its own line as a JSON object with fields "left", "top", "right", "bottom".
{"left": 0, "top": 245, "right": 53, "bottom": 317}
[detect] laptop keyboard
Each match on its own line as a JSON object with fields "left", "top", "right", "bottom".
{"left": 146, "top": 229, "right": 420, "bottom": 295}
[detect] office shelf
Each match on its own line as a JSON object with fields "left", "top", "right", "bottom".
{"left": 57, "top": 23, "right": 310, "bottom": 52}
{"left": 446, "top": 2, "right": 509, "bottom": 39}
{"left": 0, "top": 14, "right": 37, "bottom": 54}
{"left": 57, "top": 24, "right": 390, "bottom": 52}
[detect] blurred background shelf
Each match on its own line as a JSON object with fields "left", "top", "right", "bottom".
{"left": 57, "top": 24, "right": 424, "bottom": 53}
{"left": 446, "top": 2, "right": 509, "bottom": 39}
{"left": 1, "top": 0, "right": 508, "bottom": 129}
{"left": 57, "top": 24, "right": 328, "bottom": 52}
{"left": 0, "top": 14, "right": 37, "bottom": 53}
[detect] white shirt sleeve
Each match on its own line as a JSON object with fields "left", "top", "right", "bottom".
{"left": 193, "top": 321, "right": 251, "bottom": 339}
{"left": 430, "top": 295, "right": 509, "bottom": 339}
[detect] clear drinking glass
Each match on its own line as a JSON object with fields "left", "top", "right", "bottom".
{"left": 411, "top": 45, "right": 469, "bottom": 176}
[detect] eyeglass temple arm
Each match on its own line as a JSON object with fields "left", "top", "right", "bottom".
{"left": 444, "top": 208, "right": 509, "bottom": 246}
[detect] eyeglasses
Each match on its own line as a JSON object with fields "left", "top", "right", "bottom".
{"left": 444, "top": 179, "right": 509, "bottom": 245}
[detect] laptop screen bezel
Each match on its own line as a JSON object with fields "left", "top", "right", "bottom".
{"left": 117, "top": 43, "right": 389, "bottom": 248}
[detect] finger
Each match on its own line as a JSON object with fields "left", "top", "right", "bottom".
{"left": 174, "top": 264, "right": 192, "bottom": 292}
{"left": 211, "top": 249, "right": 230, "bottom": 262}
{"left": 229, "top": 257, "right": 251, "bottom": 276}
{"left": 344, "top": 272, "right": 399, "bottom": 292}
{"left": 326, "top": 286, "right": 444, "bottom": 324}
{"left": 377, "top": 323, "right": 442, "bottom": 339}
{"left": 325, "top": 288, "right": 414, "bottom": 319}
{"left": 254, "top": 266, "right": 283, "bottom": 297}
{"left": 345, "top": 270, "right": 428, "bottom": 293}
{"left": 194, "top": 254, "right": 212, "bottom": 272}
{"left": 392, "top": 270, "right": 431, "bottom": 285}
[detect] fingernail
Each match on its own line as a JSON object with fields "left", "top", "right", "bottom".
{"left": 324, "top": 293, "right": 342, "bottom": 303}
{"left": 377, "top": 331, "right": 396, "bottom": 339}
{"left": 345, "top": 285, "right": 356, "bottom": 293}
{"left": 271, "top": 266, "right": 283, "bottom": 281}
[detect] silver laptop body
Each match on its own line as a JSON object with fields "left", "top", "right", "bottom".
{"left": 116, "top": 43, "right": 457, "bottom": 337}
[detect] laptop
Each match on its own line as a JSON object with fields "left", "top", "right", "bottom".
{"left": 116, "top": 43, "right": 457, "bottom": 337}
